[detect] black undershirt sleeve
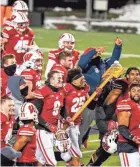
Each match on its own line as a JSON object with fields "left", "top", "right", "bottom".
{"left": 118, "top": 125, "right": 134, "bottom": 142}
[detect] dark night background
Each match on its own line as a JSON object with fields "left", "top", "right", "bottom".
{"left": 8, "top": 0, "right": 138, "bottom": 9}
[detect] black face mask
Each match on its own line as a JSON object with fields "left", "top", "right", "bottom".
{"left": 4, "top": 64, "right": 17, "bottom": 76}
{"left": 20, "top": 86, "right": 29, "bottom": 97}
{"left": 91, "top": 56, "right": 101, "bottom": 66}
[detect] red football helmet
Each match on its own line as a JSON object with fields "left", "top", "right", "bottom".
{"left": 23, "top": 50, "right": 44, "bottom": 71}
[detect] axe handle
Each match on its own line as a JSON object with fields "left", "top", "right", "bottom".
{"left": 63, "top": 74, "right": 113, "bottom": 130}
{"left": 71, "top": 74, "right": 113, "bottom": 121}
{"left": 63, "top": 67, "right": 124, "bottom": 130}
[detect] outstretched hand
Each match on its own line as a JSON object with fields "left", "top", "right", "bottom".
{"left": 115, "top": 37, "right": 122, "bottom": 46}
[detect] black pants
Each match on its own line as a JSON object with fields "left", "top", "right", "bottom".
{"left": 16, "top": 162, "right": 36, "bottom": 166}
{"left": 87, "top": 141, "right": 111, "bottom": 166}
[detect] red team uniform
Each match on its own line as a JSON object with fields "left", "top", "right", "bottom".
{"left": 34, "top": 85, "right": 64, "bottom": 126}
{"left": 34, "top": 85, "right": 64, "bottom": 166}
{"left": 1, "top": 68, "right": 9, "bottom": 97}
{"left": 48, "top": 48, "right": 80, "bottom": 68}
{"left": 21, "top": 68, "right": 42, "bottom": 90}
{"left": 63, "top": 83, "right": 89, "bottom": 125}
{"left": 3, "top": 17, "right": 14, "bottom": 28}
{"left": 116, "top": 98, "right": 140, "bottom": 142}
{"left": 51, "top": 64, "right": 68, "bottom": 82}
{"left": 16, "top": 124, "right": 36, "bottom": 163}
{"left": 0, "top": 113, "right": 15, "bottom": 148}
{"left": 2, "top": 27, "right": 34, "bottom": 65}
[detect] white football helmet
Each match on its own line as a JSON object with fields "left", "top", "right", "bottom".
{"left": 12, "top": 0, "right": 28, "bottom": 15}
{"left": 58, "top": 33, "right": 75, "bottom": 53}
{"left": 55, "top": 130, "right": 71, "bottom": 153}
{"left": 12, "top": 12, "right": 28, "bottom": 32}
{"left": 19, "top": 102, "right": 38, "bottom": 124}
{"left": 102, "top": 129, "right": 118, "bottom": 154}
{"left": 23, "top": 49, "right": 44, "bottom": 71}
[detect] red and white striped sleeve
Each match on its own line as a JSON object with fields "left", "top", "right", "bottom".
{"left": 116, "top": 100, "right": 131, "bottom": 112}
{"left": 19, "top": 127, "right": 35, "bottom": 136}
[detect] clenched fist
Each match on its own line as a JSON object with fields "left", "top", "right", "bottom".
{"left": 115, "top": 37, "right": 122, "bottom": 46}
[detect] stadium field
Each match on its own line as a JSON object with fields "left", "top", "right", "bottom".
{"left": 33, "top": 28, "right": 140, "bottom": 166}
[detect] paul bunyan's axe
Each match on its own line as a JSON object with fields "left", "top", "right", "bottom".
{"left": 63, "top": 62, "right": 125, "bottom": 130}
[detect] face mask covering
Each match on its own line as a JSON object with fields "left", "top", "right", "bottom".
{"left": 91, "top": 56, "right": 101, "bottom": 66}
{"left": 20, "top": 86, "right": 29, "bottom": 97}
{"left": 4, "top": 64, "right": 17, "bottom": 76}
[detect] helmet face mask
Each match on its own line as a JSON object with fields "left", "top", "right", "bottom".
{"left": 58, "top": 33, "right": 75, "bottom": 53}
{"left": 16, "top": 22, "right": 28, "bottom": 32}
{"left": 12, "top": 12, "right": 28, "bottom": 32}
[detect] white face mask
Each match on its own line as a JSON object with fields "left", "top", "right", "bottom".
{"left": 50, "top": 73, "right": 63, "bottom": 88}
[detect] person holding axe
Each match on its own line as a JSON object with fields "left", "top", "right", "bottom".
{"left": 78, "top": 37, "right": 123, "bottom": 148}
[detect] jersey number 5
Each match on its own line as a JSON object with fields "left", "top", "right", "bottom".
{"left": 71, "top": 96, "right": 86, "bottom": 113}
{"left": 14, "top": 40, "right": 29, "bottom": 53}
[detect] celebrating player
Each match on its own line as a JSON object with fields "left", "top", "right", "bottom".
{"left": 51, "top": 51, "right": 73, "bottom": 82}
{"left": 21, "top": 49, "right": 44, "bottom": 91}
{"left": 3, "top": 0, "right": 29, "bottom": 29}
{"left": 2, "top": 12, "right": 35, "bottom": 75}
{"left": 1, "top": 54, "right": 17, "bottom": 97}
{"left": 0, "top": 96, "right": 15, "bottom": 148}
{"left": 86, "top": 67, "right": 140, "bottom": 166}
{"left": 116, "top": 83, "right": 140, "bottom": 167}
{"left": 34, "top": 71, "right": 71, "bottom": 166}
{"left": 13, "top": 102, "right": 38, "bottom": 166}
{"left": 62, "top": 68, "right": 89, "bottom": 166}
{"left": 45, "top": 33, "right": 80, "bottom": 79}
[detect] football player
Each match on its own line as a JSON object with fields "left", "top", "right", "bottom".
{"left": 86, "top": 67, "right": 140, "bottom": 166}
{"left": 34, "top": 71, "right": 72, "bottom": 166}
{"left": 0, "top": 96, "right": 15, "bottom": 148}
{"left": 62, "top": 68, "right": 89, "bottom": 166}
{"left": 45, "top": 33, "right": 80, "bottom": 79}
{"left": 116, "top": 83, "right": 140, "bottom": 167}
{"left": 13, "top": 102, "right": 38, "bottom": 166}
{"left": 51, "top": 51, "right": 73, "bottom": 82}
{"left": 1, "top": 54, "right": 17, "bottom": 97}
{"left": 21, "top": 49, "right": 44, "bottom": 91}
{"left": 3, "top": 0, "right": 28, "bottom": 28}
{"left": 2, "top": 12, "right": 35, "bottom": 75}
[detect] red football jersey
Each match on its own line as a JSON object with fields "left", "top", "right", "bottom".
{"left": 116, "top": 98, "right": 140, "bottom": 142}
{"left": 51, "top": 64, "right": 68, "bottom": 82}
{"left": 17, "top": 124, "right": 36, "bottom": 163}
{"left": 2, "top": 27, "right": 34, "bottom": 64}
{"left": 0, "top": 113, "right": 15, "bottom": 148}
{"left": 116, "top": 78, "right": 130, "bottom": 114}
{"left": 63, "top": 83, "right": 89, "bottom": 125}
{"left": 48, "top": 48, "right": 80, "bottom": 68}
{"left": 1, "top": 68, "right": 9, "bottom": 97}
{"left": 21, "top": 68, "right": 42, "bottom": 90}
{"left": 34, "top": 86, "right": 64, "bottom": 125}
